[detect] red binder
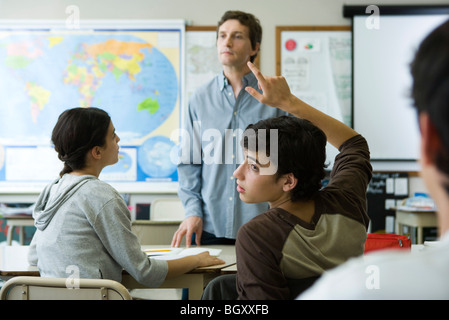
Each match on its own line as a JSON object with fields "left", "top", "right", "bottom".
{"left": 364, "top": 233, "right": 411, "bottom": 253}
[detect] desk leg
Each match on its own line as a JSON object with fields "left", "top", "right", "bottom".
{"left": 417, "top": 227, "right": 423, "bottom": 245}
{"left": 6, "top": 226, "right": 13, "bottom": 246}
{"left": 19, "top": 226, "right": 25, "bottom": 245}
{"left": 396, "top": 222, "right": 403, "bottom": 236}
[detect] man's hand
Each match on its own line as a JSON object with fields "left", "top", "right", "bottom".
{"left": 171, "top": 216, "right": 203, "bottom": 248}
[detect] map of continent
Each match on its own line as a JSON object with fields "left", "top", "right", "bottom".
{"left": 0, "top": 30, "right": 181, "bottom": 183}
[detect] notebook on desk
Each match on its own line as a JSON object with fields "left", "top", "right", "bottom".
{"left": 144, "top": 247, "right": 222, "bottom": 260}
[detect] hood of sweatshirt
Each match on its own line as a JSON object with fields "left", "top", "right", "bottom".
{"left": 33, "top": 174, "right": 97, "bottom": 231}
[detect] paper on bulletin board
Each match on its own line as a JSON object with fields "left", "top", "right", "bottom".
{"left": 280, "top": 31, "right": 352, "bottom": 126}
{"left": 280, "top": 30, "right": 352, "bottom": 168}
{"left": 185, "top": 30, "right": 222, "bottom": 107}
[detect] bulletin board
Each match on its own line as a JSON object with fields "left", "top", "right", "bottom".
{"left": 184, "top": 26, "right": 223, "bottom": 110}
{"left": 185, "top": 25, "right": 260, "bottom": 106}
{"left": 276, "top": 26, "right": 352, "bottom": 168}
{"left": 367, "top": 172, "right": 409, "bottom": 232}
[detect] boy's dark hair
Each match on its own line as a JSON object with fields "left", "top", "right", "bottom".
{"left": 411, "top": 19, "right": 449, "bottom": 176}
{"left": 51, "top": 107, "right": 111, "bottom": 177}
{"left": 217, "top": 10, "right": 262, "bottom": 63}
{"left": 242, "top": 116, "right": 327, "bottom": 201}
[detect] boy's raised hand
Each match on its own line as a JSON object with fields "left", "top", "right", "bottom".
{"left": 245, "top": 61, "right": 295, "bottom": 113}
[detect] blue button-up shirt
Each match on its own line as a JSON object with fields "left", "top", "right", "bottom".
{"left": 177, "top": 71, "right": 288, "bottom": 239}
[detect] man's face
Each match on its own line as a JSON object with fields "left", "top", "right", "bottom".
{"left": 217, "top": 19, "right": 258, "bottom": 69}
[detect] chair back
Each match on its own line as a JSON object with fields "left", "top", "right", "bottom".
{"left": 150, "top": 197, "right": 184, "bottom": 221}
{"left": 0, "top": 276, "right": 132, "bottom": 300}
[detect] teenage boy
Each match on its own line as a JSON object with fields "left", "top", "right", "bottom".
{"left": 172, "top": 11, "right": 287, "bottom": 247}
{"left": 202, "top": 61, "right": 372, "bottom": 300}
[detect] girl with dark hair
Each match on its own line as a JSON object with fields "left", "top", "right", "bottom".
{"left": 51, "top": 107, "right": 113, "bottom": 177}
{"left": 28, "top": 107, "right": 223, "bottom": 288}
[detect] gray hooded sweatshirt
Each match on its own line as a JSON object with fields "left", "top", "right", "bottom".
{"left": 28, "top": 174, "right": 168, "bottom": 287}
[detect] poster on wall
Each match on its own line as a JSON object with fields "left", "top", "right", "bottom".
{"left": 185, "top": 27, "right": 222, "bottom": 109}
{"left": 0, "top": 20, "right": 184, "bottom": 192}
{"left": 277, "top": 26, "right": 352, "bottom": 168}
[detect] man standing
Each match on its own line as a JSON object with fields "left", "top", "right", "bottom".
{"left": 171, "top": 11, "right": 287, "bottom": 247}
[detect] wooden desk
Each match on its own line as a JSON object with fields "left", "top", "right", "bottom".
{"left": 221, "top": 264, "right": 237, "bottom": 274}
{"left": 0, "top": 245, "right": 236, "bottom": 300}
{"left": 0, "top": 246, "right": 39, "bottom": 277}
{"left": 395, "top": 208, "right": 438, "bottom": 244}
{"left": 122, "top": 245, "right": 236, "bottom": 299}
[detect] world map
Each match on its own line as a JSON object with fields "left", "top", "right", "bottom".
{"left": 0, "top": 30, "right": 181, "bottom": 184}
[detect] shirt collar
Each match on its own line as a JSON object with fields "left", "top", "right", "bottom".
{"left": 243, "top": 71, "right": 257, "bottom": 87}
{"left": 219, "top": 71, "right": 227, "bottom": 91}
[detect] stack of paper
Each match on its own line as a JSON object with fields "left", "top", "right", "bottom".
{"left": 144, "top": 247, "right": 222, "bottom": 260}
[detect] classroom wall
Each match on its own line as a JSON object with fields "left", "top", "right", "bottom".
{"left": 0, "top": 0, "right": 440, "bottom": 200}
{"left": 1, "top": 0, "right": 448, "bottom": 76}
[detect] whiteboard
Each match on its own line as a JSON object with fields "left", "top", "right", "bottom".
{"left": 353, "top": 15, "right": 449, "bottom": 160}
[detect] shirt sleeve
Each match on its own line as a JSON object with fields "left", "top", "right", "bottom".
{"left": 177, "top": 98, "right": 204, "bottom": 219}
{"left": 322, "top": 134, "right": 372, "bottom": 228}
{"left": 92, "top": 196, "right": 168, "bottom": 288}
